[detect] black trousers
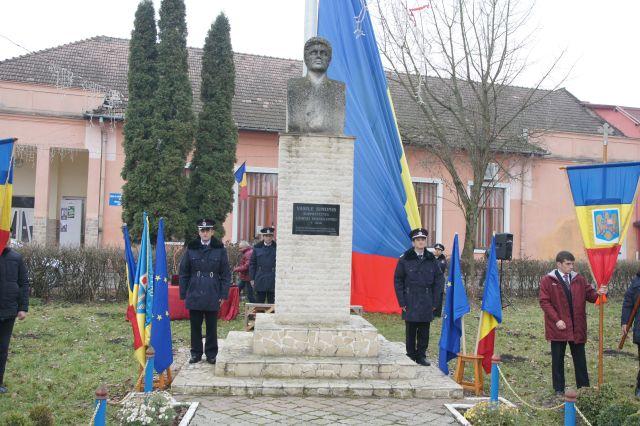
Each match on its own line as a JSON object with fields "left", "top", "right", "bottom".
{"left": 255, "top": 291, "right": 275, "bottom": 304}
{"left": 551, "top": 341, "right": 589, "bottom": 392}
{"left": 189, "top": 310, "right": 218, "bottom": 360}
{"left": 0, "top": 318, "right": 15, "bottom": 385}
{"left": 405, "top": 321, "right": 431, "bottom": 359}
{"left": 636, "top": 344, "right": 640, "bottom": 390}
{"left": 238, "top": 280, "right": 256, "bottom": 303}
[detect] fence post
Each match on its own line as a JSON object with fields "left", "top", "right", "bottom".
{"left": 144, "top": 346, "right": 155, "bottom": 393}
{"left": 490, "top": 354, "right": 501, "bottom": 404}
{"left": 564, "top": 389, "right": 577, "bottom": 426}
{"left": 94, "top": 386, "right": 107, "bottom": 426}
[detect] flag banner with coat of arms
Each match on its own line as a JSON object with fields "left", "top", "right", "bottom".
{"left": 566, "top": 161, "right": 640, "bottom": 300}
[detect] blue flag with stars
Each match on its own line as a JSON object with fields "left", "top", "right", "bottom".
{"left": 151, "top": 218, "right": 173, "bottom": 373}
{"left": 438, "top": 234, "right": 470, "bottom": 374}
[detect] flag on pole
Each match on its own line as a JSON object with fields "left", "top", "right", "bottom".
{"left": 135, "top": 212, "right": 154, "bottom": 352}
{"left": 438, "top": 234, "right": 470, "bottom": 374}
{"left": 317, "top": 0, "right": 422, "bottom": 313}
{"left": 476, "top": 236, "right": 502, "bottom": 374}
{"left": 0, "top": 138, "right": 15, "bottom": 253}
{"left": 151, "top": 218, "right": 173, "bottom": 374}
{"left": 123, "top": 224, "right": 145, "bottom": 367}
{"left": 566, "top": 162, "right": 640, "bottom": 301}
{"left": 234, "top": 162, "right": 249, "bottom": 201}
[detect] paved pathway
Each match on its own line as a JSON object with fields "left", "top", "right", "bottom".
{"left": 176, "top": 396, "right": 460, "bottom": 425}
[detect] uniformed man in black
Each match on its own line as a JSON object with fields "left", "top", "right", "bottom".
{"left": 394, "top": 228, "right": 445, "bottom": 366}
{"left": 433, "top": 243, "right": 447, "bottom": 317}
{"left": 250, "top": 227, "right": 277, "bottom": 304}
{"left": 179, "top": 219, "right": 231, "bottom": 364}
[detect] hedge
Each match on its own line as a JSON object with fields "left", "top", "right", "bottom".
{"left": 14, "top": 244, "right": 638, "bottom": 303}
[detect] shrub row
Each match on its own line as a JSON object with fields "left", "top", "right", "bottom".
{"left": 15, "top": 244, "right": 638, "bottom": 303}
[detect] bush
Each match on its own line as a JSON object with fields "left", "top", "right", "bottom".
{"left": 576, "top": 384, "right": 619, "bottom": 425}
{"left": 463, "top": 401, "right": 519, "bottom": 425}
{"left": 27, "top": 406, "right": 53, "bottom": 426}
{"left": 597, "top": 403, "right": 638, "bottom": 426}
{"left": 116, "top": 391, "right": 177, "bottom": 425}
{"left": 0, "top": 411, "right": 33, "bottom": 426}
{"left": 624, "top": 412, "right": 640, "bottom": 426}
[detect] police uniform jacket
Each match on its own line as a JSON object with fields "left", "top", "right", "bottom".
{"left": 179, "top": 238, "right": 231, "bottom": 312}
{"left": 249, "top": 241, "right": 277, "bottom": 292}
{"left": 622, "top": 274, "right": 640, "bottom": 345}
{"left": 0, "top": 248, "right": 29, "bottom": 320}
{"left": 394, "top": 248, "right": 444, "bottom": 323}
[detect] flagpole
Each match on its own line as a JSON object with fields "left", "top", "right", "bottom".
{"left": 303, "top": 0, "right": 319, "bottom": 76}
{"left": 597, "top": 129, "right": 608, "bottom": 388}
{"left": 474, "top": 313, "right": 483, "bottom": 355}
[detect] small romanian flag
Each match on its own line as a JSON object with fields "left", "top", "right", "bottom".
{"left": 476, "top": 236, "right": 502, "bottom": 374}
{"left": 0, "top": 138, "right": 15, "bottom": 253}
{"left": 123, "top": 224, "right": 144, "bottom": 367}
{"left": 234, "top": 162, "right": 248, "bottom": 201}
{"left": 566, "top": 162, "right": 640, "bottom": 301}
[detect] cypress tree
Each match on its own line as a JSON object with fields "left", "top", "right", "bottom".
{"left": 121, "top": 0, "right": 157, "bottom": 240}
{"left": 187, "top": 13, "right": 237, "bottom": 238}
{"left": 151, "top": 0, "right": 194, "bottom": 239}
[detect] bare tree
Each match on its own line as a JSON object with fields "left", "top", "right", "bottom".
{"left": 374, "top": 0, "right": 565, "bottom": 276}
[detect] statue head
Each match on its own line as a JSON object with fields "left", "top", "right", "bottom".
{"left": 304, "top": 37, "right": 332, "bottom": 74}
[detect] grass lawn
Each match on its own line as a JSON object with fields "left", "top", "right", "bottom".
{"left": 0, "top": 297, "right": 635, "bottom": 424}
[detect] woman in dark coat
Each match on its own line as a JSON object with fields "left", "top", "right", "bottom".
{"left": 621, "top": 270, "right": 640, "bottom": 397}
{"left": 0, "top": 246, "right": 29, "bottom": 394}
{"left": 250, "top": 227, "right": 277, "bottom": 304}
{"left": 179, "top": 219, "right": 231, "bottom": 364}
{"left": 394, "top": 228, "right": 445, "bottom": 366}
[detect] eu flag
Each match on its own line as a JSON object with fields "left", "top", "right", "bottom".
{"left": 438, "top": 234, "right": 470, "bottom": 374}
{"left": 151, "top": 218, "right": 173, "bottom": 374}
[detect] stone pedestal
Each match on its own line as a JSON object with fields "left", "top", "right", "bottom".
{"left": 272, "top": 134, "right": 354, "bottom": 325}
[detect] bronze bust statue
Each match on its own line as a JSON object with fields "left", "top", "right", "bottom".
{"left": 286, "top": 37, "right": 345, "bottom": 135}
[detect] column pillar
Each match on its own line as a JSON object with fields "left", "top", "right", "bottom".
{"left": 33, "top": 147, "right": 50, "bottom": 245}
{"left": 85, "top": 155, "right": 101, "bottom": 247}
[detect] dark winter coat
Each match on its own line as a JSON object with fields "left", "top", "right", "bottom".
{"left": 394, "top": 248, "right": 444, "bottom": 323}
{"left": 621, "top": 274, "right": 640, "bottom": 345}
{"left": 0, "top": 247, "right": 29, "bottom": 320}
{"left": 434, "top": 254, "right": 448, "bottom": 317}
{"left": 233, "top": 247, "right": 253, "bottom": 282}
{"left": 249, "top": 241, "right": 277, "bottom": 292}
{"left": 179, "top": 238, "right": 231, "bottom": 312}
{"left": 539, "top": 270, "right": 598, "bottom": 344}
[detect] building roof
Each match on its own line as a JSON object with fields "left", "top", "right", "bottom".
{"left": 0, "top": 35, "right": 615, "bottom": 143}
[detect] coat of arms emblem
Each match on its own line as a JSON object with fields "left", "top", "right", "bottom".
{"left": 592, "top": 208, "right": 620, "bottom": 244}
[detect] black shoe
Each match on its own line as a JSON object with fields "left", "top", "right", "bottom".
{"left": 406, "top": 354, "right": 416, "bottom": 362}
{"left": 189, "top": 355, "right": 202, "bottom": 364}
{"left": 206, "top": 357, "right": 216, "bottom": 365}
{"left": 416, "top": 357, "right": 430, "bottom": 366}
{"left": 0, "top": 386, "right": 7, "bottom": 394}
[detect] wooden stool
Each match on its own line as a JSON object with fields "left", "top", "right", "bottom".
{"left": 244, "top": 303, "right": 275, "bottom": 331}
{"left": 453, "top": 353, "right": 484, "bottom": 396}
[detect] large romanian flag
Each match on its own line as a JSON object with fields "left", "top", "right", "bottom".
{"left": 0, "top": 138, "right": 15, "bottom": 253}
{"left": 566, "top": 162, "right": 640, "bottom": 299}
{"left": 123, "top": 224, "right": 145, "bottom": 367}
{"left": 318, "top": 0, "right": 421, "bottom": 313}
{"left": 476, "top": 236, "right": 502, "bottom": 374}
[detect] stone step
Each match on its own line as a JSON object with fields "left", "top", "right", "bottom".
{"left": 171, "top": 336, "right": 464, "bottom": 399}
{"left": 215, "top": 332, "right": 420, "bottom": 380}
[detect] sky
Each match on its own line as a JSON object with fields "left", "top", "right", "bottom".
{"left": 0, "top": 0, "right": 638, "bottom": 107}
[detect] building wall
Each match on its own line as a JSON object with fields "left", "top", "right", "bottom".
{"left": 2, "top": 81, "right": 639, "bottom": 260}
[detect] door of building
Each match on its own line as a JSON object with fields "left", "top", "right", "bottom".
{"left": 59, "top": 198, "right": 84, "bottom": 247}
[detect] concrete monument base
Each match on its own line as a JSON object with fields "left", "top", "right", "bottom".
{"left": 252, "top": 314, "right": 379, "bottom": 357}
{"left": 171, "top": 334, "right": 463, "bottom": 399}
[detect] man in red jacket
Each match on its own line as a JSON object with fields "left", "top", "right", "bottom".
{"left": 539, "top": 251, "right": 607, "bottom": 395}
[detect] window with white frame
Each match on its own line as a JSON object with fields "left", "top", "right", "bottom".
{"left": 474, "top": 185, "right": 508, "bottom": 249}
{"left": 236, "top": 172, "right": 278, "bottom": 242}
{"left": 413, "top": 181, "right": 440, "bottom": 246}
